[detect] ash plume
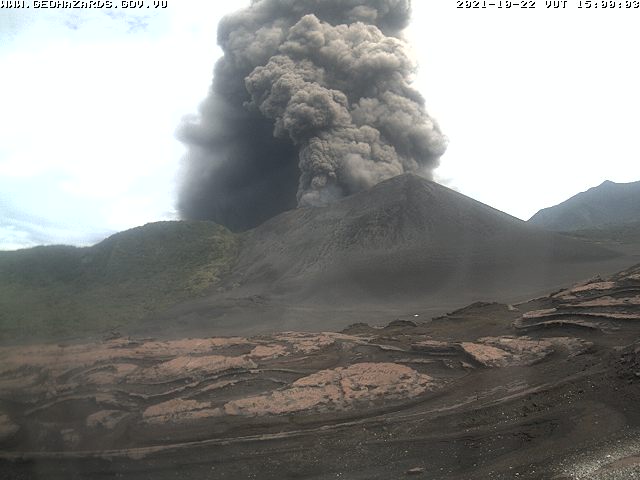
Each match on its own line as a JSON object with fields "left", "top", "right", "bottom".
{"left": 178, "top": 0, "right": 447, "bottom": 231}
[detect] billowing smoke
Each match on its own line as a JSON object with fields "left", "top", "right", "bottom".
{"left": 178, "top": 0, "right": 447, "bottom": 231}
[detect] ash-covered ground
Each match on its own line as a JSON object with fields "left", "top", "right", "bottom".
{"left": 2, "top": 264, "right": 640, "bottom": 479}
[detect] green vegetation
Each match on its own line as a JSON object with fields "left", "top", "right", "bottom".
{"left": 0, "top": 221, "right": 239, "bottom": 340}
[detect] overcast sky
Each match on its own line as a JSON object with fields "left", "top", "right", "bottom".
{"left": 1, "top": 1, "right": 639, "bottom": 250}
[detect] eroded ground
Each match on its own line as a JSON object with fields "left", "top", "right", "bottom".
{"left": 1, "top": 265, "right": 640, "bottom": 479}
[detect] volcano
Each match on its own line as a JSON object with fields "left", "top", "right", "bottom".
{"left": 155, "top": 174, "right": 630, "bottom": 336}
{"left": 3, "top": 176, "right": 640, "bottom": 480}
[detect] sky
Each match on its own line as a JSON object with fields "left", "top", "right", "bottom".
{"left": 1, "top": 1, "right": 639, "bottom": 250}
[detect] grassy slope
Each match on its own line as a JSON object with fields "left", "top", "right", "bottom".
{"left": 0, "top": 221, "right": 238, "bottom": 339}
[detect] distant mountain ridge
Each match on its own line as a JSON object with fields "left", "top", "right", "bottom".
{"left": 528, "top": 179, "right": 640, "bottom": 231}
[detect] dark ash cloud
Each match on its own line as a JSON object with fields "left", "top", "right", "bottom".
{"left": 178, "top": 0, "right": 447, "bottom": 231}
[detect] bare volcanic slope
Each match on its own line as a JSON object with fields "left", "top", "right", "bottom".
{"left": 224, "top": 174, "right": 622, "bottom": 307}
{"left": 528, "top": 179, "right": 640, "bottom": 231}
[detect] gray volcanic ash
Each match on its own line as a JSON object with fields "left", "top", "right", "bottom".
{"left": 233, "top": 174, "right": 621, "bottom": 302}
{"left": 150, "top": 174, "right": 630, "bottom": 337}
{"left": 178, "top": 0, "right": 447, "bottom": 231}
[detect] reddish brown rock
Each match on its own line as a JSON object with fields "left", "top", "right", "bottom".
{"left": 224, "top": 363, "right": 433, "bottom": 416}
{"left": 131, "top": 355, "right": 257, "bottom": 383}
{"left": 249, "top": 344, "right": 288, "bottom": 359}
{"left": 143, "top": 399, "right": 222, "bottom": 424}
{"left": 461, "top": 337, "right": 553, "bottom": 367}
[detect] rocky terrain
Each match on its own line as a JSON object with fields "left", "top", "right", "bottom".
{"left": 1, "top": 264, "right": 640, "bottom": 479}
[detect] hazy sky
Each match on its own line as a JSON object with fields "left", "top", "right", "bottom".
{"left": 1, "top": 1, "right": 639, "bottom": 250}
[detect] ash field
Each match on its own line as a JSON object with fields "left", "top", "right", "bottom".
{"left": 2, "top": 261, "right": 640, "bottom": 479}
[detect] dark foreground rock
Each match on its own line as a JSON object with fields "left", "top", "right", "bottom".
{"left": 1, "top": 265, "right": 640, "bottom": 479}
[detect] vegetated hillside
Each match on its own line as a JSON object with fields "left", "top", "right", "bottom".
{"left": 528, "top": 179, "right": 640, "bottom": 231}
{"left": 0, "top": 221, "right": 238, "bottom": 339}
{"left": 231, "top": 173, "right": 620, "bottom": 303}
